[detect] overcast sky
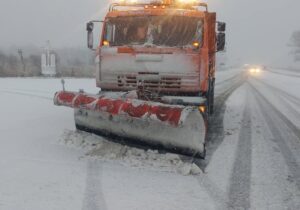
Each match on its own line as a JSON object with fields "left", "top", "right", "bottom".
{"left": 0, "top": 0, "right": 299, "bottom": 66}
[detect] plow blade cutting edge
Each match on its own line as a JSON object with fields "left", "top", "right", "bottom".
{"left": 54, "top": 91, "right": 206, "bottom": 158}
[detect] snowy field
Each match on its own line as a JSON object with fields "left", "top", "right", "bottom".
{"left": 0, "top": 68, "right": 300, "bottom": 210}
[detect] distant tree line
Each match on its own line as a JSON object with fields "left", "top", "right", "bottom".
{"left": 0, "top": 47, "right": 95, "bottom": 78}
{"left": 0, "top": 51, "right": 41, "bottom": 77}
{"left": 290, "top": 31, "right": 300, "bottom": 62}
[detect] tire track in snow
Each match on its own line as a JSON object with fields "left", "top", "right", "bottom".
{"left": 252, "top": 79, "right": 300, "bottom": 121}
{"left": 250, "top": 79, "right": 300, "bottom": 136}
{"left": 227, "top": 87, "right": 252, "bottom": 210}
{"left": 1, "top": 87, "right": 53, "bottom": 94}
{"left": 277, "top": 94, "right": 300, "bottom": 123}
{"left": 0, "top": 90, "right": 52, "bottom": 101}
{"left": 280, "top": 92, "right": 300, "bottom": 108}
{"left": 82, "top": 161, "right": 107, "bottom": 210}
{"left": 215, "top": 73, "right": 242, "bottom": 86}
{"left": 249, "top": 81, "right": 300, "bottom": 139}
{"left": 266, "top": 69, "right": 300, "bottom": 78}
{"left": 253, "top": 78, "right": 300, "bottom": 107}
{"left": 195, "top": 176, "right": 228, "bottom": 210}
{"left": 250, "top": 84, "right": 300, "bottom": 192}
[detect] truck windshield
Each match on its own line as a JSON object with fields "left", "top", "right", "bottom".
{"left": 104, "top": 16, "right": 203, "bottom": 48}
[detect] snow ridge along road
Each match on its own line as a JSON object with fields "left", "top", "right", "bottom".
{"left": 0, "top": 69, "right": 300, "bottom": 210}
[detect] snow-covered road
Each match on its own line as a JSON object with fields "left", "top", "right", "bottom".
{"left": 0, "top": 68, "right": 299, "bottom": 210}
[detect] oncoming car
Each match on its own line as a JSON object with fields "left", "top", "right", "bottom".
{"left": 244, "top": 64, "right": 265, "bottom": 75}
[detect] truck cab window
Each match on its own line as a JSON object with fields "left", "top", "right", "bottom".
{"left": 104, "top": 16, "right": 203, "bottom": 48}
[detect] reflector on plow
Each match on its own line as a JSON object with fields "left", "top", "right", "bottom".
{"left": 54, "top": 91, "right": 206, "bottom": 158}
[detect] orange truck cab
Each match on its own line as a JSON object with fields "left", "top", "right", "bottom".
{"left": 87, "top": 0, "right": 226, "bottom": 115}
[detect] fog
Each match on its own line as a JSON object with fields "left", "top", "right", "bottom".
{"left": 0, "top": 0, "right": 300, "bottom": 66}
{"left": 209, "top": 0, "right": 300, "bottom": 66}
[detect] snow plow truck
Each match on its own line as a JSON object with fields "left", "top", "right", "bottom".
{"left": 54, "top": 0, "right": 226, "bottom": 158}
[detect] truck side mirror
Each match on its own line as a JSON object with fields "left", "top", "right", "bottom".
{"left": 86, "top": 21, "right": 104, "bottom": 50}
{"left": 87, "top": 22, "right": 94, "bottom": 49}
{"left": 217, "top": 32, "right": 226, "bottom": 52}
{"left": 217, "top": 22, "right": 226, "bottom": 32}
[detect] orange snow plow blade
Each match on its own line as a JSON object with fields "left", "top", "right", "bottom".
{"left": 54, "top": 91, "right": 206, "bottom": 158}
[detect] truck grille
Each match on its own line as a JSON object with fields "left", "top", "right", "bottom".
{"left": 117, "top": 75, "right": 182, "bottom": 89}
